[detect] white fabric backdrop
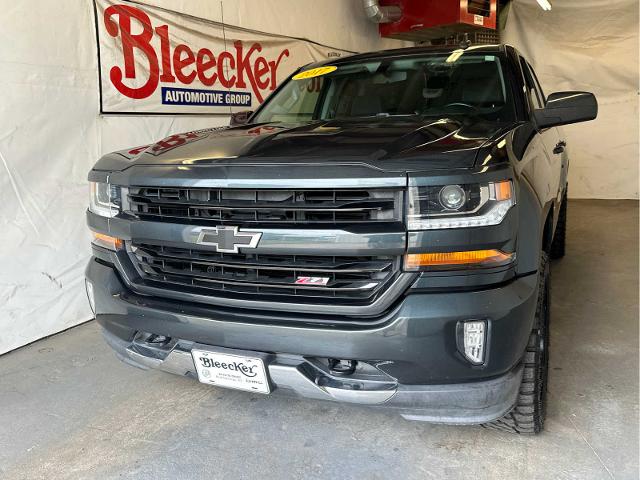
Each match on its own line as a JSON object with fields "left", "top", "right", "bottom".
{"left": 0, "top": 0, "right": 406, "bottom": 354}
{"left": 503, "top": 0, "right": 639, "bottom": 199}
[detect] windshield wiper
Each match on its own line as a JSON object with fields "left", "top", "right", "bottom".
{"left": 327, "top": 113, "right": 423, "bottom": 120}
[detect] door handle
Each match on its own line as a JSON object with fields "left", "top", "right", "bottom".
{"left": 553, "top": 141, "right": 566, "bottom": 155}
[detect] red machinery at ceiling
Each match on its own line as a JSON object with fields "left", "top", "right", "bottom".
{"left": 376, "top": 0, "right": 498, "bottom": 42}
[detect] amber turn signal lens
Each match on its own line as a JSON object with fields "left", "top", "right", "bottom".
{"left": 405, "top": 249, "right": 514, "bottom": 270}
{"left": 494, "top": 180, "right": 513, "bottom": 201}
{"left": 92, "top": 232, "right": 123, "bottom": 250}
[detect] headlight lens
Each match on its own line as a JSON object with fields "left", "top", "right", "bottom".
{"left": 407, "top": 180, "right": 514, "bottom": 230}
{"left": 439, "top": 185, "right": 466, "bottom": 210}
{"left": 89, "top": 182, "right": 121, "bottom": 217}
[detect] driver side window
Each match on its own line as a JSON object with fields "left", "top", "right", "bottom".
{"left": 527, "top": 61, "right": 547, "bottom": 106}
{"left": 519, "top": 57, "right": 543, "bottom": 110}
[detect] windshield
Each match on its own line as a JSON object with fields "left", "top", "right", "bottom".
{"left": 253, "top": 52, "right": 515, "bottom": 123}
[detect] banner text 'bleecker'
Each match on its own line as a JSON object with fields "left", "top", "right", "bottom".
{"left": 103, "top": 4, "right": 290, "bottom": 102}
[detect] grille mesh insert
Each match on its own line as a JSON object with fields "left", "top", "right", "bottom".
{"left": 129, "top": 242, "right": 400, "bottom": 306}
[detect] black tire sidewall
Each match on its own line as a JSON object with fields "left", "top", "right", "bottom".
{"left": 534, "top": 253, "right": 551, "bottom": 427}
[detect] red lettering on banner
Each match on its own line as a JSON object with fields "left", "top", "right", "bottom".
{"left": 104, "top": 5, "right": 159, "bottom": 99}
{"left": 102, "top": 4, "right": 290, "bottom": 102}
{"left": 269, "top": 50, "right": 291, "bottom": 90}
{"left": 156, "top": 25, "right": 176, "bottom": 82}
{"left": 234, "top": 41, "right": 262, "bottom": 101}
{"left": 254, "top": 57, "right": 270, "bottom": 91}
{"left": 173, "top": 44, "right": 196, "bottom": 84}
{"left": 196, "top": 49, "right": 217, "bottom": 86}
{"left": 217, "top": 51, "right": 236, "bottom": 89}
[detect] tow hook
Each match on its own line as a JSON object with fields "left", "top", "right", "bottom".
{"left": 147, "top": 334, "right": 171, "bottom": 346}
{"left": 328, "top": 358, "right": 358, "bottom": 376}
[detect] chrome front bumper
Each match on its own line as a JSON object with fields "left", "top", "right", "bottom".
{"left": 103, "top": 328, "right": 523, "bottom": 425}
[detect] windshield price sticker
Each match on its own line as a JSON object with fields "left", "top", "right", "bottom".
{"left": 292, "top": 66, "right": 338, "bottom": 80}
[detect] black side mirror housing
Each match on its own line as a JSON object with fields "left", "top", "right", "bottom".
{"left": 230, "top": 110, "right": 254, "bottom": 126}
{"left": 533, "top": 92, "right": 598, "bottom": 129}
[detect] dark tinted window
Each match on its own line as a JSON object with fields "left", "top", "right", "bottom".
{"left": 527, "top": 61, "right": 546, "bottom": 105}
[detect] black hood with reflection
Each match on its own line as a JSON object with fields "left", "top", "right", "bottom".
{"left": 95, "top": 117, "right": 516, "bottom": 173}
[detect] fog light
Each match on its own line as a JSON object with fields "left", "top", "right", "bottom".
{"left": 85, "top": 280, "right": 96, "bottom": 315}
{"left": 463, "top": 320, "right": 486, "bottom": 365}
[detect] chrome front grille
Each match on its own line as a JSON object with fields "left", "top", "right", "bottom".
{"left": 126, "top": 187, "right": 402, "bottom": 226}
{"left": 129, "top": 242, "right": 400, "bottom": 306}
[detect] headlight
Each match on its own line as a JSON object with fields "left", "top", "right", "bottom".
{"left": 439, "top": 185, "right": 466, "bottom": 210}
{"left": 89, "top": 182, "right": 121, "bottom": 218}
{"left": 407, "top": 180, "right": 515, "bottom": 230}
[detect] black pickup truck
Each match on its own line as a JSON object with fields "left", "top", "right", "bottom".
{"left": 86, "top": 44, "right": 597, "bottom": 434}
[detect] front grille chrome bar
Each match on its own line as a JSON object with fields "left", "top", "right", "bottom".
{"left": 126, "top": 187, "right": 402, "bottom": 226}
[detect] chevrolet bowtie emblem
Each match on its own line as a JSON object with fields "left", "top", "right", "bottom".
{"left": 194, "top": 226, "right": 262, "bottom": 253}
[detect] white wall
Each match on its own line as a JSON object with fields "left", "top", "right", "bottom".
{"left": 503, "top": 0, "right": 639, "bottom": 199}
{"left": 0, "top": 0, "right": 407, "bottom": 354}
{"left": 141, "top": 0, "right": 401, "bottom": 53}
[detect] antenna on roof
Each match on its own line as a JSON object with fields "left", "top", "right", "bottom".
{"left": 459, "top": 33, "right": 472, "bottom": 50}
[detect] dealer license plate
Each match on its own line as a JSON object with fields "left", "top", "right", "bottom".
{"left": 191, "top": 349, "right": 271, "bottom": 394}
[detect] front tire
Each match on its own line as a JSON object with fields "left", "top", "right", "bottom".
{"left": 483, "top": 253, "right": 550, "bottom": 434}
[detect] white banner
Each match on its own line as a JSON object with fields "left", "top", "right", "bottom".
{"left": 94, "top": 0, "right": 354, "bottom": 114}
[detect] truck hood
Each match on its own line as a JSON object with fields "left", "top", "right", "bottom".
{"left": 95, "top": 118, "right": 513, "bottom": 173}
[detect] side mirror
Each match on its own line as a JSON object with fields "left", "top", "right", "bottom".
{"left": 533, "top": 92, "right": 597, "bottom": 129}
{"left": 230, "top": 110, "right": 254, "bottom": 126}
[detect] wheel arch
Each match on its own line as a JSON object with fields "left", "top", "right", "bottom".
{"left": 514, "top": 176, "right": 555, "bottom": 274}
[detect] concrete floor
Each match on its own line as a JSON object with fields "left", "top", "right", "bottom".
{"left": 0, "top": 200, "right": 637, "bottom": 480}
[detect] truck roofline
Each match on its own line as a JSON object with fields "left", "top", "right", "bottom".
{"left": 306, "top": 44, "right": 507, "bottom": 69}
